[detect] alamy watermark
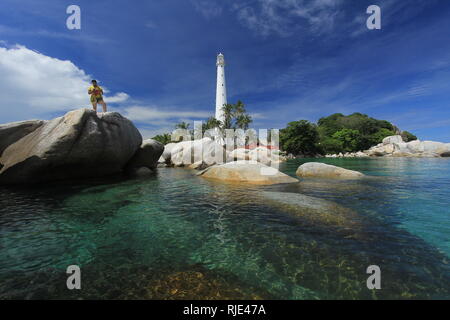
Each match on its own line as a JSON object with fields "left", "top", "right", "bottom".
{"left": 66, "top": 265, "right": 81, "bottom": 290}
{"left": 169, "top": 121, "right": 281, "bottom": 175}
{"left": 366, "top": 265, "right": 381, "bottom": 290}
{"left": 367, "top": 5, "right": 381, "bottom": 30}
{"left": 66, "top": 5, "right": 81, "bottom": 30}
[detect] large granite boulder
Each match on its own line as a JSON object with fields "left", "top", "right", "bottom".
{"left": 296, "top": 162, "right": 364, "bottom": 179}
{"left": 125, "top": 139, "right": 164, "bottom": 172}
{"left": 0, "top": 108, "right": 142, "bottom": 184}
{"left": 383, "top": 135, "right": 403, "bottom": 145}
{"left": 159, "top": 142, "right": 177, "bottom": 164}
{"left": 229, "top": 147, "right": 283, "bottom": 166}
{"left": 198, "top": 160, "right": 299, "bottom": 185}
{"left": 169, "top": 137, "right": 226, "bottom": 167}
{"left": 0, "top": 120, "right": 45, "bottom": 156}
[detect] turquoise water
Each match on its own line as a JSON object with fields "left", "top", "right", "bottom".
{"left": 0, "top": 158, "right": 449, "bottom": 299}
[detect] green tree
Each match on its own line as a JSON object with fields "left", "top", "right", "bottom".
{"left": 316, "top": 112, "right": 407, "bottom": 153}
{"left": 332, "top": 129, "right": 361, "bottom": 152}
{"left": 369, "top": 128, "right": 396, "bottom": 146}
{"left": 202, "top": 117, "right": 222, "bottom": 132}
{"left": 319, "top": 137, "right": 343, "bottom": 154}
{"left": 280, "top": 120, "right": 320, "bottom": 156}
{"left": 175, "top": 122, "right": 190, "bottom": 130}
{"left": 221, "top": 104, "right": 234, "bottom": 129}
{"left": 236, "top": 113, "right": 252, "bottom": 130}
{"left": 152, "top": 133, "right": 172, "bottom": 145}
{"left": 221, "top": 100, "right": 253, "bottom": 130}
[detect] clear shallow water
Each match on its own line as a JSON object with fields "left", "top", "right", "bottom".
{"left": 0, "top": 158, "right": 449, "bottom": 299}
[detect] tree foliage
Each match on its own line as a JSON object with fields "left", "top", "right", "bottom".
{"left": 280, "top": 113, "right": 416, "bottom": 156}
{"left": 280, "top": 120, "right": 320, "bottom": 156}
{"left": 152, "top": 133, "right": 172, "bottom": 145}
{"left": 221, "top": 100, "right": 253, "bottom": 130}
{"left": 401, "top": 131, "right": 418, "bottom": 142}
{"left": 317, "top": 113, "right": 397, "bottom": 154}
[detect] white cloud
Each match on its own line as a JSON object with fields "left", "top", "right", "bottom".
{"left": 105, "top": 92, "right": 130, "bottom": 103}
{"left": 0, "top": 24, "right": 110, "bottom": 43}
{"left": 123, "top": 106, "right": 211, "bottom": 122}
{"left": 232, "top": 0, "right": 342, "bottom": 37}
{"left": 138, "top": 127, "right": 174, "bottom": 140}
{"left": 0, "top": 44, "right": 215, "bottom": 139}
{"left": 0, "top": 44, "right": 128, "bottom": 122}
{"left": 144, "top": 21, "right": 157, "bottom": 29}
{"left": 191, "top": 0, "right": 223, "bottom": 19}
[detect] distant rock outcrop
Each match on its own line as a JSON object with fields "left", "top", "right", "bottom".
{"left": 296, "top": 162, "right": 364, "bottom": 179}
{"left": 0, "top": 108, "right": 143, "bottom": 184}
{"left": 326, "top": 135, "right": 450, "bottom": 158}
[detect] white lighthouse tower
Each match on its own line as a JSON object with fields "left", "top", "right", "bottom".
{"left": 215, "top": 53, "right": 227, "bottom": 123}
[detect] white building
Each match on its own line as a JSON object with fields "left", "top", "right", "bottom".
{"left": 215, "top": 53, "right": 227, "bottom": 123}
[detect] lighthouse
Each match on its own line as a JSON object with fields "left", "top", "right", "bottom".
{"left": 215, "top": 53, "right": 227, "bottom": 123}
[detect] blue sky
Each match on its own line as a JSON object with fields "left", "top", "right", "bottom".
{"left": 0, "top": 0, "right": 449, "bottom": 141}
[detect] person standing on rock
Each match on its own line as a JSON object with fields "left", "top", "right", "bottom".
{"left": 88, "top": 80, "right": 107, "bottom": 114}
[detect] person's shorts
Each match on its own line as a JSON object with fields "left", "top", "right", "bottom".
{"left": 91, "top": 96, "right": 104, "bottom": 103}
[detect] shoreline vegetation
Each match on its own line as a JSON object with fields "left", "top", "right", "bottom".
{"left": 1, "top": 107, "right": 449, "bottom": 186}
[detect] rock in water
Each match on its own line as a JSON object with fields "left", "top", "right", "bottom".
{"left": 0, "top": 108, "right": 142, "bottom": 184}
{"left": 256, "top": 191, "right": 361, "bottom": 228}
{"left": 159, "top": 142, "right": 177, "bottom": 164}
{"left": 198, "top": 160, "right": 299, "bottom": 185}
{"left": 170, "top": 137, "right": 226, "bottom": 167}
{"left": 125, "top": 139, "right": 164, "bottom": 172}
{"left": 296, "top": 162, "right": 364, "bottom": 179}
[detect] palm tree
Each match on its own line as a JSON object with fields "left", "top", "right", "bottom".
{"left": 221, "top": 104, "right": 234, "bottom": 129}
{"left": 234, "top": 100, "right": 245, "bottom": 116}
{"left": 152, "top": 133, "right": 172, "bottom": 145}
{"left": 175, "top": 122, "right": 190, "bottom": 130}
{"left": 236, "top": 114, "right": 252, "bottom": 130}
{"left": 203, "top": 117, "right": 222, "bottom": 132}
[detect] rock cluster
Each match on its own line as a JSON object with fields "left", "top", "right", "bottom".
{"left": 160, "top": 139, "right": 287, "bottom": 169}
{"left": 326, "top": 135, "right": 450, "bottom": 158}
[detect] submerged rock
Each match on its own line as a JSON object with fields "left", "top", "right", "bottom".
{"left": 256, "top": 191, "right": 361, "bottom": 228}
{"left": 198, "top": 160, "right": 299, "bottom": 185}
{"left": 0, "top": 108, "right": 142, "bottom": 184}
{"left": 296, "top": 163, "right": 364, "bottom": 179}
